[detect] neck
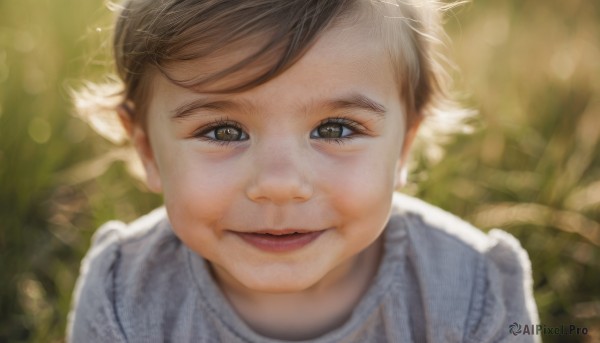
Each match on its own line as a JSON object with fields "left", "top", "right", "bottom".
{"left": 211, "top": 236, "right": 383, "bottom": 341}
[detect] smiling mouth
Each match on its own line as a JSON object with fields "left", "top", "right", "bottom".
{"left": 250, "top": 229, "right": 314, "bottom": 235}
{"left": 234, "top": 229, "right": 325, "bottom": 253}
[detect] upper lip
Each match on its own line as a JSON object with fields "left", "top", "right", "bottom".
{"left": 236, "top": 228, "right": 319, "bottom": 235}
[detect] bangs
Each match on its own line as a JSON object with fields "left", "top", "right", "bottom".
{"left": 116, "top": 0, "right": 356, "bottom": 95}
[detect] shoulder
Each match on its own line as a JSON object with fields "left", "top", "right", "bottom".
{"left": 74, "top": 207, "right": 176, "bottom": 284}
{"left": 68, "top": 208, "right": 189, "bottom": 342}
{"left": 390, "top": 193, "right": 539, "bottom": 342}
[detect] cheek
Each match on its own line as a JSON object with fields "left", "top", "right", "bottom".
{"left": 158, "top": 147, "right": 245, "bottom": 232}
{"left": 314, "top": 142, "right": 398, "bottom": 222}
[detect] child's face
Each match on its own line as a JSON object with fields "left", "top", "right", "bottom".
{"left": 137, "top": 22, "right": 414, "bottom": 292}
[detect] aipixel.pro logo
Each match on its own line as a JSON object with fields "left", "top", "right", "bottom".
{"left": 509, "top": 322, "right": 522, "bottom": 336}
{"left": 508, "top": 322, "right": 588, "bottom": 336}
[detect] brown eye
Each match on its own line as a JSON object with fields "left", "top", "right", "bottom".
{"left": 310, "top": 119, "right": 359, "bottom": 141}
{"left": 215, "top": 126, "right": 243, "bottom": 141}
{"left": 195, "top": 120, "right": 249, "bottom": 143}
{"left": 317, "top": 123, "right": 343, "bottom": 138}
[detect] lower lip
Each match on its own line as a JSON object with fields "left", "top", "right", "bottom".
{"left": 235, "top": 231, "right": 325, "bottom": 253}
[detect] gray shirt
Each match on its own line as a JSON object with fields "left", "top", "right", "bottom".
{"left": 67, "top": 193, "right": 539, "bottom": 342}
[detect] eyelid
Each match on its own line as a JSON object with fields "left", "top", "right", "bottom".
{"left": 311, "top": 117, "right": 369, "bottom": 138}
{"left": 191, "top": 118, "right": 249, "bottom": 143}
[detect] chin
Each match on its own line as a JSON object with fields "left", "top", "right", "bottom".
{"left": 237, "top": 271, "right": 322, "bottom": 294}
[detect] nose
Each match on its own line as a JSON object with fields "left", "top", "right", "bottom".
{"left": 246, "top": 142, "right": 313, "bottom": 204}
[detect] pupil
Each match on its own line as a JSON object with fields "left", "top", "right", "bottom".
{"left": 318, "top": 124, "right": 342, "bottom": 138}
{"left": 216, "top": 127, "right": 240, "bottom": 141}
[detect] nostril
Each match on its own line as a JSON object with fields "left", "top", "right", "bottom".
{"left": 245, "top": 148, "right": 314, "bottom": 203}
{"left": 246, "top": 176, "right": 313, "bottom": 204}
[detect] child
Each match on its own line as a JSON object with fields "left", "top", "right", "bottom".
{"left": 68, "top": 0, "right": 539, "bottom": 342}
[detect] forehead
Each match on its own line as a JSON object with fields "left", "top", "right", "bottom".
{"left": 148, "top": 19, "right": 399, "bottom": 118}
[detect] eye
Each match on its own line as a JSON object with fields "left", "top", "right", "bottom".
{"left": 317, "top": 123, "right": 344, "bottom": 138}
{"left": 194, "top": 121, "right": 249, "bottom": 143}
{"left": 310, "top": 119, "right": 361, "bottom": 140}
{"left": 212, "top": 126, "right": 244, "bottom": 141}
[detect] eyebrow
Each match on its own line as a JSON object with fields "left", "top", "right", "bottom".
{"left": 171, "top": 93, "right": 387, "bottom": 120}
{"left": 172, "top": 99, "right": 238, "bottom": 120}
{"left": 324, "top": 93, "right": 387, "bottom": 117}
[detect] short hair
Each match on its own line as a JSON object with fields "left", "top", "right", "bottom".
{"left": 74, "top": 0, "right": 469, "bottom": 149}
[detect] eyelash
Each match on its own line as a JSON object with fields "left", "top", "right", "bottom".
{"left": 311, "top": 117, "right": 366, "bottom": 144}
{"left": 192, "top": 117, "right": 366, "bottom": 146}
{"left": 192, "top": 118, "right": 247, "bottom": 146}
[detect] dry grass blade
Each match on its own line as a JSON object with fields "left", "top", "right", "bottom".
{"left": 471, "top": 202, "right": 600, "bottom": 247}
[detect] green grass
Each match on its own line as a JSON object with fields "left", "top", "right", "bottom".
{"left": 0, "top": 0, "right": 598, "bottom": 342}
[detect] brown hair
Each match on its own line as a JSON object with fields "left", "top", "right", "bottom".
{"left": 75, "top": 0, "right": 469, "bottom": 149}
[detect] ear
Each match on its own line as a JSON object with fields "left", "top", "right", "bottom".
{"left": 117, "top": 103, "right": 163, "bottom": 193}
{"left": 394, "top": 116, "right": 423, "bottom": 189}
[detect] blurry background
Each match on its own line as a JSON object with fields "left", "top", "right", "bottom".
{"left": 0, "top": 0, "right": 598, "bottom": 342}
